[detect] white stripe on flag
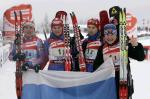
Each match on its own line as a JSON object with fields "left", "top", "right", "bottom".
{"left": 23, "top": 58, "right": 115, "bottom": 88}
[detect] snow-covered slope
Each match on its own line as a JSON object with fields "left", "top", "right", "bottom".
{"left": 0, "top": 44, "right": 11, "bottom": 67}
{"left": 130, "top": 59, "right": 150, "bottom": 99}
{"left": 0, "top": 61, "right": 17, "bottom": 99}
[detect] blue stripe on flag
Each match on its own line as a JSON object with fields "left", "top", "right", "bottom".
{"left": 22, "top": 77, "right": 116, "bottom": 99}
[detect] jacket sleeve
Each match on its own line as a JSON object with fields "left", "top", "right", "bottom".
{"left": 34, "top": 39, "right": 48, "bottom": 70}
{"left": 8, "top": 44, "right": 16, "bottom": 61}
{"left": 82, "top": 40, "right": 87, "bottom": 55}
{"left": 93, "top": 46, "right": 104, "bottom": 71}
{"left": 128, "top": 43, "right": 145, "bottom": 61}
{"left": 41, "top": 40, "right": 49, "bottom": 69}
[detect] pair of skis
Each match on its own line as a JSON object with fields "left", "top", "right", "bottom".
{"left": 70, "top": 12, "right": 86, "bottom": 72}
{"left": 14, "top": 11, "right": 41, "bottom": 99}
{"left": 14, "top": 11, "right": 25, "bottom": 99}
{"left": 55, "top": 11, "right": 86, "bottom": 72}
{"left": 55, "top": 11, "right": 72, "bottom": 71}
{"left": 119, "top": 8, "right": 128, "bottom": 99}
{"left": 109, "top": 6, "right": 128, "bottom": 99}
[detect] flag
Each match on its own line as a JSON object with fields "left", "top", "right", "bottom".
{"left": 22, "top": 58, "right": 117, "bottom": 99}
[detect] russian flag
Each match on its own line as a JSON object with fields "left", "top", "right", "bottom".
{"left": 22, "top": 58, "right": 117, "bottom": 99}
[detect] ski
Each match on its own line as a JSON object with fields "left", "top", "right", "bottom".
{"left": 55, "top": 11, "right": 72, "bottom": 71}
{"left": 43, "top": 29, "right": 48, "bottom": 40}
{"left": 119, "top": 8, "right": 128, "bottom": 99}
{"left": 109, "top": 6, "right": 121, "bottom": 38}
{"left": 99, "top": 10, "right": 109, "bottom": 40}
{"left": 70, "top": 12, "right": 86, "bottom": 72}
{"left": 14, "top": 11, "right": 25, "bottom": 99}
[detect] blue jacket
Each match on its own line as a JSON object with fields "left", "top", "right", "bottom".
{"left": 9, "top": 36, "right": 46, "bottom": 69}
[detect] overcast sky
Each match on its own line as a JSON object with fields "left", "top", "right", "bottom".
{"left": 0, "top": 0, "right": 150, "bottom": 25}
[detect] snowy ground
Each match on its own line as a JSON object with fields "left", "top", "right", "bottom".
{"left": 0, "top": 61, "right": 17, "bottom": 99}
{"left": 0, "top": 59, "right": 150, "bottom": 99}
{"left": 130, "top": 59, "right": 150, "bottom": 99}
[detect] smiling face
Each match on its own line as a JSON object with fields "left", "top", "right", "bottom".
{"left": 104, "top": 33, "right": 117, "bottom": 44}
{"left": 51, "top": 25, "right": 63, "bottom": 36}
{"left": 87, "top": 25, "right": 98, "bottom": 36}
{"left": 23, "top": 25, "right": 35, "bottom": 37}
{"left": 103, "top": 24, "right": 118, "bottom": 44}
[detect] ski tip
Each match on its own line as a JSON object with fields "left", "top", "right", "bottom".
{"left": 19, "top": 10, "right": 23, "bottom": 21}
{"left": 14, "top": 11, "right": 17, "bottom": 16}
{"left": 72, "top": 12, "right": 75, "bottom": 16}
{"left": 70, "top": 12, "right": 73, "bottom": 17}
{"left": 123, "top": 8, "right": 126, "bottom": 15}
{"left": 70, "top": 12, "right": 76, "bottom": 18}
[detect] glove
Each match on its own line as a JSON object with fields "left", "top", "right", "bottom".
{"left": 13, "top": 53, "right": 26, "bottom": 61}
{"left": 22, "top": 63, "right": 29, "bottom": 71}
{"left": 34, "top": 64, "right": 41, "bottom": 73}
{"left": 13, "top": 54, "right": 18, "bottom": 61}
{"left": 80, "top": 66, "right": 86, "bottom": 72}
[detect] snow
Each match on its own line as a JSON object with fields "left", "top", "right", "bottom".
{"left": 0, "top": 31, "right": 2, "bottom": 46}
{"left": 130, "top": 59, "right": 150, "bottom": 99}
{"left": 0, "top": 44, "right": 11, "bottom": 66}
{"left": 0, "top": 61, "right": 17, "bottom": 99}
{"left": 137, "top": 31, "right": 150, "bottom": 46}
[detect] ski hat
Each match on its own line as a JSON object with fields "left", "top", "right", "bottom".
{"left": 22, "top": 21, "right": 35, "bottom": 28}
{"left": 104, "top": 24, "right": 117, "bottom": 35}
{"left": 87, "top": 18, "right": 100, "bottom": 29}
{"left": 51, "top": 18, "right": 63, "bottom": 28}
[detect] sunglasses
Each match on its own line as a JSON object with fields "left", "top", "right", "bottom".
{"left": 104, "top": 29, "right": 117, "bottom": 35}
